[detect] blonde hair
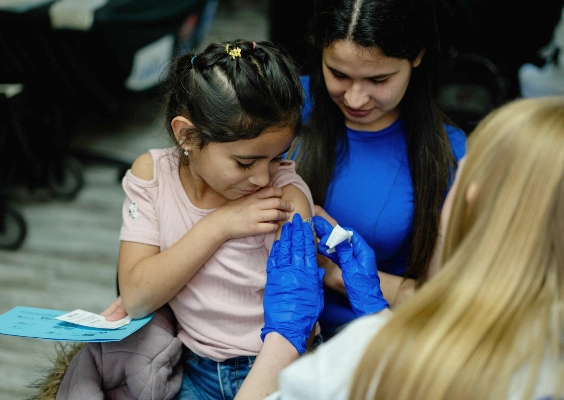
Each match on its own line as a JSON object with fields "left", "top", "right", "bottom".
{"left": 350, "top": 96, "right": 564, "bottom": 400}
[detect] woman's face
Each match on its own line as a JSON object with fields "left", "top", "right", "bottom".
{"left": 322, "top": 40, "right": 423, "bottom": 131}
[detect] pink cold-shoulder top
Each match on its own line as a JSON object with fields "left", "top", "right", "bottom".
{"left": 120, "top": 147, "right": 315, "bottom": 361}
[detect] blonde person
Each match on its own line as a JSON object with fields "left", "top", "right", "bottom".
{"left": 237, "top": 96, "right": 564, "bottom": 400}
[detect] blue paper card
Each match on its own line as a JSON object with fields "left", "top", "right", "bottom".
{"left": 0, "top": 306, "right": 153, "bottom": 342}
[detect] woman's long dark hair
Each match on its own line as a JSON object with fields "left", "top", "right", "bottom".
{"left": 293, "top": 0, "right": 456, "bottom": 283}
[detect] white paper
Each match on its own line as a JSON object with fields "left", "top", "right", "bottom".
{"left": 325, "top": 224, "right": 353, "bottom": 253}
{"left": 55, "top": 309, "right": 131, "bottom": 329}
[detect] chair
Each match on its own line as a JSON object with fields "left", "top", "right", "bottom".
{"left": 0, "top": 84, "right": 28, "bottom": 250}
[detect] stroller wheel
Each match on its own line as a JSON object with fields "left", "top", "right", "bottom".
{"left": 0, "top": 204, "right": 27, "bottom": 250}
{"left": 46, "top": 156, "right": 84, "bottom": 201}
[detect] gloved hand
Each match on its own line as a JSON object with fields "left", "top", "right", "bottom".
{"left": 313, "top": 216, "right": 389, "bottom": 317}
{"left": 261, "top": 213, "right": 325, "bottom": 354}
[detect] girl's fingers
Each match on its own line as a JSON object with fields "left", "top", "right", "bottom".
{"left": 260, "top": 198, "right": 294, "bottom": 212}
{"left": 100, "top": 296, "right": 122, "bottom": 317}
{"left": 258, "top": 210, "right": 290, "bottom": 222}
{"left": 252, "top": 188, "right": 295, "bottom": 212}
{"left": 254, "top": 185, "right": 283, "bottom": 199}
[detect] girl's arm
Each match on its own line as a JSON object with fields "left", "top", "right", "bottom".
{"left": 274, "top": 183, "right": 313, "bottom": 237}
{"left": 118, "top": 219, "right": 226, "bottom": 318}
{"left": 118, "top": 154, "right": 295, "bottom": 319}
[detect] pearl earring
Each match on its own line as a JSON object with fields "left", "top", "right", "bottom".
{"left": 184, "top": 148, "right": 189, "bottom": 156}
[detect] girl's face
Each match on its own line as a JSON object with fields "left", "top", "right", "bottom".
{"left": 322, "top": 40, "right": 423, "bottom": 132}
{"left": 186, "top": 126, "right": 295, "bottom": 203}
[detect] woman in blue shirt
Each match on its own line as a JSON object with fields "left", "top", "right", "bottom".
{"left": 290, "top": 0, "right": 467, "bottom": 337}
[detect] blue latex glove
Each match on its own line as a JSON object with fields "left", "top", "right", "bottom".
{"left": 261, "top": 213, "right": 325, "bottom": 354}
{"left": 313, "top": 216, "right": 389, "bottom": 317}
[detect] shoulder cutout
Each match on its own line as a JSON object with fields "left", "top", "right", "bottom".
{"left": 130, "top": 152, "right": 154, "bottom": 181}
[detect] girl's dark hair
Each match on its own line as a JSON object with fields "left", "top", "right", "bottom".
{"left": 163, "top": 39, "right": 303, "bottom": 154}
{"left": 293, "top": 0, "right": 456, "bottom": 283}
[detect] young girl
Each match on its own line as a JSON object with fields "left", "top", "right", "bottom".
{"left": 116, "top": 39, "right": 316, "bottom": 399}
{"left": 290, "top": 0, "right": 467, "bottom": 336}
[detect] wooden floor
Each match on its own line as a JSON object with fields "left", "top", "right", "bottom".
{"left": 0, "top": 2, "right": 267, "bottom": 398}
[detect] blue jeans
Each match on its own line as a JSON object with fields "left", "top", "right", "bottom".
{"left": 174, "top": 335, "right": 323, "bottom": 400}
{"left": 174, "top": 348, "right": 255, "bottom": 400}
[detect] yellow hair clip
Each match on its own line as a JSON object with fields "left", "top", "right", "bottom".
{"left": 225, "top": 43, "right": 241, "bottom": 59}
{"left": 228, "top": 46, "right": 242, "bottom": 59}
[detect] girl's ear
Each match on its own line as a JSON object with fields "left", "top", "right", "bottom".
{"left": 413, "top": 48, "right": 426, "bottom": 68}
{"left": 171, "top": 116, "right": 194, "bottom": 149}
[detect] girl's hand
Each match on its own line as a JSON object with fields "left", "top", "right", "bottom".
{"left": 313, "top": 205, "right": 341, "bottom": 265}
{"left": 100, "top": 296, "right": 128, "bottom": 321}
{"left": 213, "top": 185, "right": 294, "bottom": 240}
{"left": 313, "top": 205, "right": 347, "bottom": 292}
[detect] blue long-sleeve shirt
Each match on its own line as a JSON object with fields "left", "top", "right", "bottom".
{"left": 298, "top": 76, "right": 467, "bottom": 331}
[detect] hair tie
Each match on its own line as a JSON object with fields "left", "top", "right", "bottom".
{"left": 191, "top": 55, "right": 196, "bottom": 65}
{"left": 252, "top": 41, "right": 256, "bottom": 50}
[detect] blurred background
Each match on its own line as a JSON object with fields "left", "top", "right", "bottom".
{"left": 0, "top": 0, "right": 563, "bottom": 398}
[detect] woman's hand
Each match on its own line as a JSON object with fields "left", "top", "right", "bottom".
{"left": 316, "top": 254, "right": 346, "bottom": 295}
{"left": 261, "top": 213, "right": 325, "bottom": 354}
{"left": 313, "top": 216, "right": 389, "bottom": 317}
{"left": 212, "top": 185, "right": 294, "bottom": 240}
{"left": 312, "top": 206, "right": 346, "bottom": 293}
{"left": 100, "top": 296, "right": 128, "bottom": 321}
